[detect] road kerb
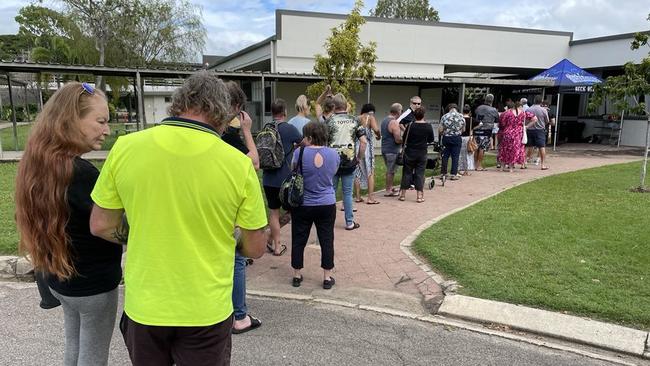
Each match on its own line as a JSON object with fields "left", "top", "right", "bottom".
{"left": 438, "top": 294, "right": 648, "bottom": 357}
{"left": 247, "top": 289, "right": 641, "bottom": 365}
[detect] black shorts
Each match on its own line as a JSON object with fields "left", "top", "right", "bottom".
{"left": 263, "top": 185, "right": 282, "bottom": 210}
{"left": 526, "top": 129, "right": 546, "bottom": 148}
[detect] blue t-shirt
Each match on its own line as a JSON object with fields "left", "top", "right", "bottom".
{"left": 262, "top": 122, "right": 303, "bottom": 188}
{"left": 292, "top": 147, "right": 339, "bottom": 206}
{"left": 288, "top": 115, "right": 311, "bottom": 136}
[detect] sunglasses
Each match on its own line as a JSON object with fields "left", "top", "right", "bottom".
{"left": 411, "top": 101, "right": 421, "bottom": 105}
{"left": 80, "top": 82, "right": 95, "bottom": 96}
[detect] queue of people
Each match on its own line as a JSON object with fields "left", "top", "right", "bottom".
{"left": 13, "top": 71, "right": 555, "bottom": 365}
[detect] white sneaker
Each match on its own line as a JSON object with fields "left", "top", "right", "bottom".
{"left": 534, "top": 158, "right": 540, "bottom": 166}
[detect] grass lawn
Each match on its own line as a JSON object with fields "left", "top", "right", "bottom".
{"left": 414, "top": 161, "right": 650, "bottom": 330}
{"left": 1, "top": 124, "right": 125, "bottom": 151}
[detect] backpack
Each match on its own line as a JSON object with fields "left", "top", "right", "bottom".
{"left": 256, "top": 121, "right": 285, "bottom": 170}
{"left": 279, "top": 146, "right": 305, "bottom": 211}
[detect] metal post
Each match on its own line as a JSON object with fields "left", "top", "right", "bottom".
{"left": 367, "top": 81, "right": 371, "bottom": 103}
{"left": 541, "top": 87, "right": 546, "bottom": 101}
{"left": 136, "top": 72, "right": 146, "bottom": 129}
{"left": 553, "top": 93, "right": 560, "bottom": 151}
{"left": 260, "top": 75, "right": 265, "bottom": 129}
{"left": 459, "top": 83, "right": 466, "bottom": 109}
{"left": 618, "top": 110, "right": 625, "bottom": 148}
{"left": 7, "top": 73, "right": 18, "bottom": 150}
{"left": 23, "top": 85, "right": 30, "bottom": 122}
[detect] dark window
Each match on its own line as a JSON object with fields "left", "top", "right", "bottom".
{"left": 164, "top": 96, "right": 171, "bottom": 103}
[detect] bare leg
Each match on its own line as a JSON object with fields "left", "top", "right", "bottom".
{"left": 476, "top": 149, "right": 485, "bottom": 170}
{"left": 540, "top": 147, "right": 547, "bottom": 169}
{"left": 367, "top": 173, "right": 376, "bottom": 202}
{"left": 385, "top": 173, "right": 394, "bottom": 193}
{"left": 353, "top": 179, "right": 362, "bottom": 202}
{"left": 268, "top": 209, "right": 281, "bottom": 254}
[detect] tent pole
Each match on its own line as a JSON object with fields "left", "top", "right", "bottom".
{"left": 553, "top": 93, "right": 560, "bottom": 151}
{"left": 618, "top": 110, "right": 625, "bottom": 148}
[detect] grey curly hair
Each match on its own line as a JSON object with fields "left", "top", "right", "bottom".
{"left": 168, "top": 70, "right": 231, "bottom": 129}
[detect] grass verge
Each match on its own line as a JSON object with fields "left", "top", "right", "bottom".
{"left": 414, "top": 161, "right": 650, "bottom": 330}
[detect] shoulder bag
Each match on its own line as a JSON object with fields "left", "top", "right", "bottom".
{"left": 396, "top": 123, "right": 412, "bottom": 166}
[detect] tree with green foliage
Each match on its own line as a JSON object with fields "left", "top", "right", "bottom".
{"left": 306, "top": 0, "right": 377, "bottom": 111}
{"left": 370, "top": 0, "right": 440, "bottom": 21}
{"left": 589, "top": 14, "right": 650, "bottom": 191}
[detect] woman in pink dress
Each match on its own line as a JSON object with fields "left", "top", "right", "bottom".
{"left": 497, "top": 101, "right": 537, "bottom": 172}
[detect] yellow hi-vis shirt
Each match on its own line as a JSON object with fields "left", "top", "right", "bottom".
{"left": 91, "top": 118, "right": 267, "bottom": 326}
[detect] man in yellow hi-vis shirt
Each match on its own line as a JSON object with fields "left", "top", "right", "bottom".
{"left": 89, "top": 71, "right": 268, "bottom": 366}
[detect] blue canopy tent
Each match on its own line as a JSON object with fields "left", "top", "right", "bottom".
{"left": 530, "top": 59, "right": 603, "bottom": 150}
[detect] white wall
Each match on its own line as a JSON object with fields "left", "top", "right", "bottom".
{"left": 569, "top": 37, "right": 647, "bottom": 69}
{"left": 276, "top": 12, "right": 572, "bottom": 76}
{"left": 144, "top": 95, "right": 171, "bottom": 125}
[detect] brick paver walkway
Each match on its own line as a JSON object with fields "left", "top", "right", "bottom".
{"left": 246, "top": 153, "right": 640, "bottom": 312}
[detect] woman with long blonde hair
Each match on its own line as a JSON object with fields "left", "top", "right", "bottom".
{"left": 15, "top": 82, "right": 122, "bottom": 366}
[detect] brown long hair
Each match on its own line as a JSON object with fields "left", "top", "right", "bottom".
{"left": 15, "top": 83, "right": 105, "bottom": 280}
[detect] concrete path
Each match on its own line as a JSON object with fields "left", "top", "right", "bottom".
{"left": 246, "top": 152, "right": 641, "bottom": 319}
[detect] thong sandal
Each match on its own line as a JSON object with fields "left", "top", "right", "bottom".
{"left": 345, "top": 222, "right": 360, "bottom": 231}
{"left": 354, "top": 198, "right": 364, "bottom": 203}
{"left": 383, "top": 192, "right": 399, "bottom": 197}
{"left": 398, "top": 196, "right": 405, "bottom": 201}
{"left": 416, "top": 197, "right": 425, "bottom": 203}
{"left": 232, "top": 315, "right": 262, "bottom": 334}
{"left": 366, "top": 200, "right": 380, "bottom": 205}
{"left": 273, "top": 244, "right": 287, "bottom": 256}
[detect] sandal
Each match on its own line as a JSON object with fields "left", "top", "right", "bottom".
{"left": 416, "top": 197, "right": 425, "bottom": 203}
{"left": 397, "top": 196, "right": 405, "bottom": 201}
{"left": 292, "top": 275, "right": 303, "bottom": 288}
{"left": 323, "top": 277, "right": 336, "bottom": 290}
{"left": 232, "top": 315, "right": 262, "bottom": 334}
{"left": 339, "top": 206, "right": 358, "bottom": 212}
{"left": 354, "top": 198, "right": 364, "bottom": 203}
{"left": 383, "top": 192, "right": 399, "bottom": 197}
{"left": 345, "top": 222, "right": 360, "bottom": 231}
{"left": 541, "top": 166, "right": 549, "bottom": 170}
{"left": 366, "top": 200, "right": 380, "bottom": 205}
{"left": 267, "top": 243, "right": 286, "bottom": 256}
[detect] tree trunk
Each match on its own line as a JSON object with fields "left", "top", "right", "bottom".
{"left": 641, "top": 115, "right": 650, "bottom": 189}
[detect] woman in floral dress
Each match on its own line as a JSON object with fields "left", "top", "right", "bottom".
{"left": 497, "top": 101, "right": 537, "bottom": 172}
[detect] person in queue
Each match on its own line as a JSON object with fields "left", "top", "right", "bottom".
{"left": 398, "top": 107, "right": 434, "bottom": 203}
{"left": 221, "top": 81, "right": 263, "bottom": 334}
{"left": 15, "top": 82, "right": 122, "bottom": 366}
{"left": 439, "top": 103, "right": 466, "bottom": 180}
{"left": 290, "top": 121, "right": 340, "bottom": 289}
{"left": 89, "top": 70, "right": 268, "bottom": 366}
{"left": 380, "top": 103, "right": 403, "bottom": 196}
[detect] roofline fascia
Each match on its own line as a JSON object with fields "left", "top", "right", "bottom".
{"left": 210, "top": 35, "right": 275, "bottom": 69}
{"left": 570, "top": 30, "right": 650, "bottom": 46}
{"left": 275, "top": 9, "right": 573, "bottom": 41}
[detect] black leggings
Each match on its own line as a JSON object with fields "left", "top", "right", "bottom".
{"left": 400, "top": 152, "right": 427, "bottom": 191}
{"left": 291, "top": 204, "right": 336, "bottom": 270}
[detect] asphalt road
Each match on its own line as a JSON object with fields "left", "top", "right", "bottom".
{"left": 0, "top": 283, "right": 623, "bottom": 365}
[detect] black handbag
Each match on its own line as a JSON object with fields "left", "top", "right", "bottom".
{"left": 279, "top": 146, "right": 305, "bottom": 211}
{"left": 396, "top": 123, "right": 412, "bottom": 166}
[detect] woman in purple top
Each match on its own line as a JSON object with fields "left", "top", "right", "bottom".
{"left": 290, "top": 121, "right": 340, "bottom": 290}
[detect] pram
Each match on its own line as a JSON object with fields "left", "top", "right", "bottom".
{"left": 423, "top": 142, "right": 442, "bottom": 189}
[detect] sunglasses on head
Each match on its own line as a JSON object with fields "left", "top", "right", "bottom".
{"left": 81, "top": 82, "right": 95, "bottom": 96}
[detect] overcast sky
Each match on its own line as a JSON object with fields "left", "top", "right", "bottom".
{"left": 1, "top": 0, "right": 648, "bottom": 58}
